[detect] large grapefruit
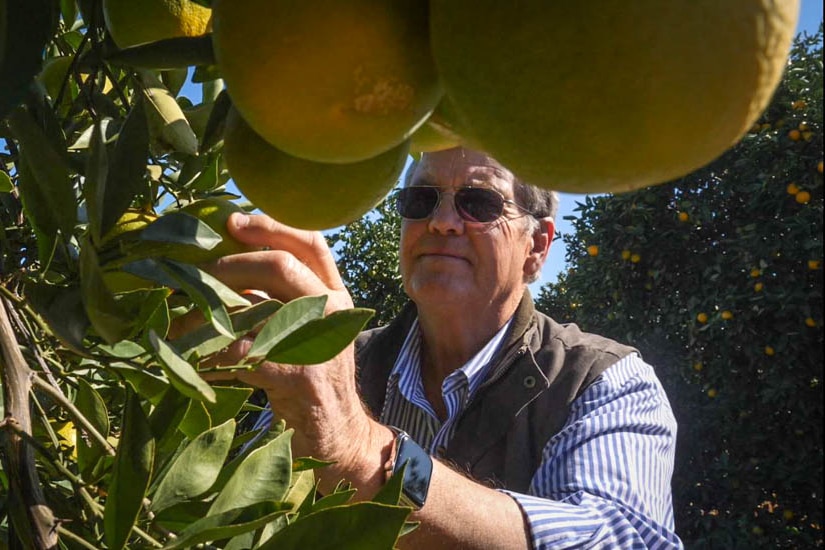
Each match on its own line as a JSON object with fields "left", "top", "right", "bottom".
{"left": 103, "top": 0, "right": 211, "bottom": 49}
{"left": 223, "top": 108, "right": 409, "bottom": 230}
{"left": 212, "top": 0, "right": 441, "bottom": 163}
{"left": 430, "top": 1, "right": 800, "bottom": 193}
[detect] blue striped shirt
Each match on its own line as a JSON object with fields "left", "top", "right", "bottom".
{"left": 383, "top": 318, "right": 683, "bottom": 549}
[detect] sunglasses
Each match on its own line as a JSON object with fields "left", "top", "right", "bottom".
{"left": 395, "top": 186, "right": 534, "bottom": 224}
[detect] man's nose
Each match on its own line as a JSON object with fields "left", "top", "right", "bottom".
{"left": 427, "top": 192, "right": 464, "bottom": 234}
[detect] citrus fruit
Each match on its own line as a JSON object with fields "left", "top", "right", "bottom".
{"left": 103, "top": 0, "right": 212, "bottom": 49}
{"left": 99, "top": 209, "right": 159, "bottom": 249}
{"left": 223, "top": 108, "right": 409, "bottom": 231}
{"left": 410, "top": 99, "right": 464, "bottom": 154}
{"left": 37, "top": 56, "right": 114, "bottom": 113}
{"left": 429, "top": 1, "right": 800, "bottom": 193}
{"left": 212, "top": 0, "right": 441, "bottom": 163}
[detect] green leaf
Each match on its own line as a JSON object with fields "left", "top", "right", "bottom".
{"left": 150, "top": 419, "right": 235, "bottom": 514}
{"left": 266, "top": 308, "right": 374, "bottom": 365}
{"left": 84, "top": 118, "right": 109, "bottom": 245}
{"left": 247, "top": 295, "right": 328, "bottom": 359}
{"left": 104, "top": 391, "right": 155, "bottom": 550}
{"left": 200, "top": 88, "right": 231, "bottom": 153}
{"left": 0, "top": 0, "right": 58, "bottom": 119}
{"left": 0, "top": 171, "right": 13, "bottom": 192}
{"left": 100, "top": 94, "right": 150, "bottom": 239}
{"left": 257, "top": 502, "right": 411, "bottom": 550}
{"left": 208, "top": 430, "right": 294, "bottom": 516}
{"left": 171, "top": 298, "right": 283, "bottom": 360}
{"left": 311, "top": 489, "right": 357, "bottom": 512}
{"left": 139, "top": 211, "right": 222, "bottom": 250}
{"left": 372, "top": 462, "right": 406, "bottom": 506}
{"left": 206, "top": 386, "right": 254, "bottom": 427}
{"left": 148, "top": 330, "right": 217, "bottom": 404}
{"left": 108, "top": 362, "right": 169, "bottom": 405}
{"left": 9, "top": 107, "right": 76, "bottom": 238}
{"left": 161, "top": 504, "right": 291, "bottom": 550}
{"left": 282, "top": 469, "right": 315, "bottom": 511}
{"left": 79, "top": 243, "right": 135, "bottom": 344}
{"left": 179, "top": 398, "right": 211, "bottom": 438}
{"left": 159, "top": 259, "right": 246, "bottom": 338}
{"left": 105, "top": 35, "right": 215, "bottom": 70}
{"left": 75, "top": 379, "right": 111, "bottom": 484}
{"left": 139, "top": 69, "right": 198, "bottom": 156}
{"left": 25, "top": 282, "right": 89, "bottom": 354}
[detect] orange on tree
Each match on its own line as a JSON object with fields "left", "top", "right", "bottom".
{"left": 788, "top": 129, "right": 802, "bottom": 141}
{"left": 428, "top": 1, "right": 799, "bottom": 193}
{"left": 222, "top": 108, "right": 409, "bottom": 231}
{"left": 795, "top": 190, "right": 811, "bottom": 204}
{"left": 212, "top": 0, "right": 442, "bottom": 163}
{"left": 696, "top": 312, "right": 708, "bottom": 324}
{"left": 786, "top": 182, "right": 800, "bottom": 195}
{"left": 102, "top": 0, "right": 212, "bottom": 49}
{"left": 586, "top": 245, "right": 599, "bottom": 257}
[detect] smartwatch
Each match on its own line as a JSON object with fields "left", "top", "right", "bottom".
{"left": 384, "top": 427, "right": 433, "bottom": 509}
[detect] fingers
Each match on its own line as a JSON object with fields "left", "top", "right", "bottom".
{"left": 226, "top": 213, "right": 345, "bottom": 291}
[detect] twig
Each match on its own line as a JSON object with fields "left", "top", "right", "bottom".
{"left": 31, "top": 375, "right": 116, "bottom": 456}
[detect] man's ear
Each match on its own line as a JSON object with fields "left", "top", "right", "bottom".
{"left": 524, "top": 217, "right": 554, "bottom": 280}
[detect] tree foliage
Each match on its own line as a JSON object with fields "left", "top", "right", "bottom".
{"left": 0, "top": 3, "right": 411, "bottom": 548}
{"left": 327, "top": 194, "right": 408, "bottom": 329}
{"left": 536, "top": 27, "right": 824, "bottom": 548}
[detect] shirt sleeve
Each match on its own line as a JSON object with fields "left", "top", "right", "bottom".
{"left": 501, "top": 354, "right": 684, "bottom": 549}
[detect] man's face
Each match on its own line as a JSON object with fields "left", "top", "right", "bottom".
{"left": 399, "top": 147, "right": 538, "bottom": 312}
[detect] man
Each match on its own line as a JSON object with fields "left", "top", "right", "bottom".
{"left": 205, "top": 147, "right": 684, "bottom": 548}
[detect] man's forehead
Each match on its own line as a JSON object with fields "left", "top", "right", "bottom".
{"left": 415, "top": 147, "right": 515, "bottom": 182}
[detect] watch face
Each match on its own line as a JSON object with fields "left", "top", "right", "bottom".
{"left": 396, "top": 434, "right": 433, "bottom": 509}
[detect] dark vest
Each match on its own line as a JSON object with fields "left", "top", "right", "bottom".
{"left": 355, "top": 291, "right": 637, "bottom": 492}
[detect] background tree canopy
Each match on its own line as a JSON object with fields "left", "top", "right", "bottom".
{"left": 534, "top": 26, "right": 823, "bottom": 548}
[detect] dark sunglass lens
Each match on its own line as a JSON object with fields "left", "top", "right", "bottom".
{"left": 397, "top": 187, "right": 439, "bottom": 219}
{"left": 455, "top": 188, "right": 504, "bottom": 222}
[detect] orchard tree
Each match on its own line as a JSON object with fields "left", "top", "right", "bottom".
{"left": 326, "top": 195, "right": 407, "bottom": 329}
{"left": 536, "top": 27, "right": 823, "bottom": 548}
{"left": 0, "top": 2, "right": 411, "bottom": 548}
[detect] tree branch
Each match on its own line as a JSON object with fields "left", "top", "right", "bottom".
{"left": 0, "top": 295, "right": 58, "bottom": 549}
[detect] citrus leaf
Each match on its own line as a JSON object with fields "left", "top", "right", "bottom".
{"left": 246, "top": 295, "right": 327, "bottom": 359}
{"left": 179, "top": 398, "right": 211, "bottom": 438}
{"left": 79, "top": 243, "right": 134, "bottom": 344}
{"left": 8, "top": 107, "right": 77, "bottom": 237}
{"left": 170, "top": 298, "right": 283, "bottom": 360}
{"left": 257, "top": 502, "right": 411, "bottom": 550}
{"left": 159, "top": 259, "right": 248, "bottom": 338}
{"left": 138, "top": 69, "right": 198, "bottom": 156}
{"left": 200, "top": 88, "right": 231, "bottom": 153}
{"left": 75, "top": 379, "right": 111, "bottom": 483}
{"left": 25, "top": 282, "right": 89, "bottom": 355}
{"left": 0, "top": 0, "right": 58, "bottom": 119}
{"left": 84, "top": 118, "right": 109, "bottom": 245}
{"left": 150, "top": 419, "right": 235, "bottom": 514}
{"left": 282, "top": 469, "right": 315, "bottom": 511}
{"left": 311, "top": 489, "right": 357, "bottom": 512}
{"left": 208, "top": 430, "right": 293, "bottom": 516}
{"left": 161, "top": 504, "right": 291, "bottom": 550}
{"left": 206, "top": 386, "right": 253, "bottom": 427}
{"left": 0, "top": 171, "right": 12, "bottom": 192}
{"left": 103, "top": 390, "right": 155, "bottom": 550}
{"left": 139, "top": 211, "right": 222, "bottom": 250}
{"left": 265, "top": 308, "right": 374, "bottom": 365}
{"left": 105, "top": 35, "right": 215, "bottom": 70}
{"left": 148, "top": 330, "right": 217, "bottom": 404}
{"left": 100, "top": 94, "right": 150, "bottom": 239}
{"left": 107, "top": 362, "right": 169, "bottom": 405}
